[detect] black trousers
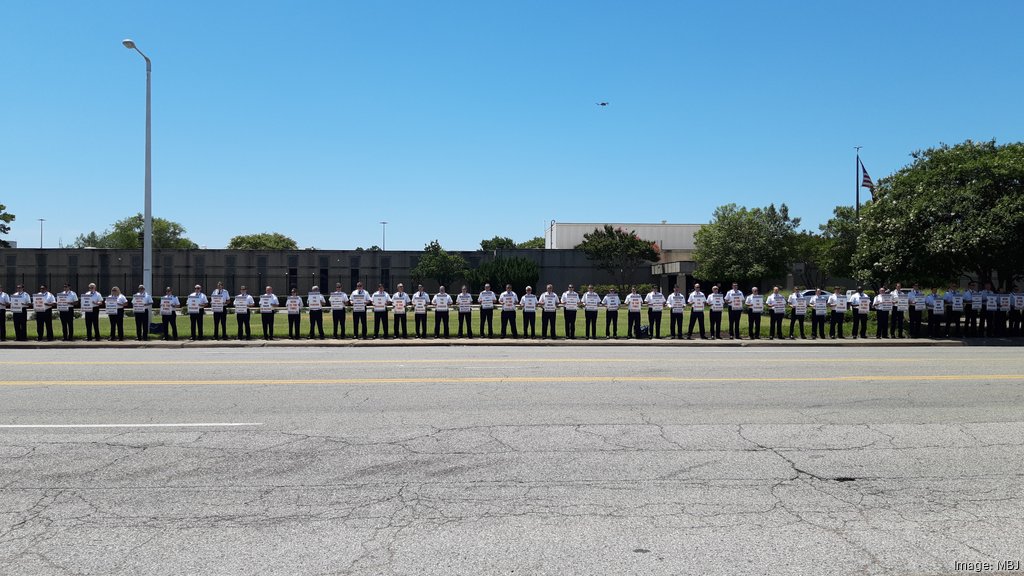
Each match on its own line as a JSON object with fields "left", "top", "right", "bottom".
{"left": 332, "top": 310, "right": 347, "bottom": 338}
{"left": 13, "top": 310, "right": 29, "bottom": 341}
{"left": 287, "top": 313, "right": 301, "bottom": 339}
{"left": 162, "top": 312, "right": 179, "bottom": 339}
{"left": 309, "top": 310, "right": 324, "bottom": 338}
{"left": 1009, "top": 309, "right": 1022, "bottom": 337}
{"left": 434, "top": 311, "right": 449, "bottom": 337}
{"left": 945, "top": 310, "right": 960, "bottom": 337}
{"left": 875, "top": 311, "right": 890, "bottom": 338}
{"left": 236, "top": 312, "right": 251, "bottom": 339}
{"left": 479, "top": 308, "right": 494, "bottom": 337}
{"left": 541, "top": 310, "right": 557, "bottom": 339}
{"left": 851, "top": 313, "right": 868, "bottom": 338}
{"left": 0, "top": 311, "right": 6, "bottom": 341}
{"left": 787, "top": 311, "right": 805, "bottom": 338}
{"left": 928, "top": 312, "right": 944, "bottom": 337}
{"left": 709, "top": 310, "right": 723, "bottom": 338}
{"left": 134, "top": 310, "right": 149, "bottom": 340}
{"left": 352, "top": 311, "right": 368, "bottom": 338}
{"left": 59, "top": 310, "right": 75, "bottom": 340}
{"left": 584, "top": 310, "right": 598, "bottom": 339}
{"left": 768, "top": 311, "right": 785, "bottom": 339}
{"left": 627, "top": 311, "right": 641, "bottom": 338}
{"left": 979, "top": 309, "right": 989, "bottom": 337}
{"left": 829, "top": 311, "right": 845, "bottom": 338}
{"left": 728, "top": 309, "right": 743, "bottom": 338}
{"left": 393, "top": 313, "right": 408, "bottom": 338}
{"left": 811, "top": 314, "right": 827, "bottom": 338}
{"left": 85, "top": 310, "right": 101, "bottom": 340}
{"left": 190, "top": 312, "right": 205, "bottom": 340}
{"left": 890, "top": 310, "right": 905, "bottom": 337}
{"left": 909, "top": 309, "right": 923, "bottom": 338}
{"left": 522, "top": 311, "right": 536, "bottom": 338}
{"left": 747, "top": 311, "right": 762, "bottom": 339}
{"left": 646, "top": 310, "right": 661, "bottom": 338}
{"left": 965, "top": 307, "right": 978, "bottom": 337}
{"left": 109, "top": 310, "right": 125, "bottom": 340}
{"left": 213, "top": 311, "right": 228, "bottom": 339}
{"left": 373, "top": 311, "right": 388, "bottom": 337}
{"left": 414, "top": 313, "right": 427, "bottom": 338}
{"left": 605, "top": 310, "right": 619, "bottom": 337}
{"left": 35, "top": 309, "right": 54, "bottom": 341}
{"left": 669, "top": 311, "right": 683, "bottom": 338}
{"left": 261, "top": 312, "right": 275, "bottom": 339}
{"left": 501, "top": 310, "right": 518, "bottom": 338}
{"left": 994, "top": 311, "right": 1007, "bottom": 337}
{"left": 458, "top": 311, "right": 473, "bottom": 337}
{"left": 563, "top": 310, "right": 577, "bottom": 339}
{"left": 688, "top": 311, "right": 706, "bottom": 338}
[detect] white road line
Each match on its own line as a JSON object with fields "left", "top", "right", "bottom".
{"left": 0, "top": 423, "right": 263, "bottom": 428}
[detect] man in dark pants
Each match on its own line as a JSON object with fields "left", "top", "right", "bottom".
{"left": 32, "top": 285, "right": 57, "bottom": 341}
{"left": 765, "top": 286, "right": 786, "bottom": 340}
{"left": 0, "top": 285, "right": 9, "bottom": 341}
{"left": 307, "top": 286, "right": 326, "bottom": 339}
{"left": 210, "top": 281, "right": 231, "bottom": 340}
{"left": 131, "top": 285, "right": 153, "bottom": 341}
{"left": 963, "top": 281, "right": 979, "bottom": 337}
{"left": 873, "top": 287, "right": 892, "bottom": 339}
{"left": 827, "top": 288, "right": 847, "bottom": 339}
{"left": 1010, "top": 286, "right": 1023, "bottom": 337}
{"left": 644, "top": 286, "right": 664, "bottom": 339}
{"left": 561, "top": 284, "right": 580, "bottom": 339}
{"left": 391, "top": 284, "right": 410, "bottom": 338}
{"left": 56, "top": 283, "right": 78, "bottom": 341}
{"left": 285, "top": 288, "right": 303, "bottom": 339}
{"left": 809, "top": 289, "right": 828, "bottom": 339}
{"left": 687, "top": 283, "right": 707, "bottom": 339}
{"left": 745, "top": 287, "right": 763, "bottom": 339}
{"left": 234, "top": 286, "right": 254, "bottom": 340}
{"left": 581, "top": 285, "right": 600, "bottom": 340}
{"left": 161, "top": 287, "right": 180, "bottom": 340}
{"left": 499, "top": 284, "right": 519, "bottom": 338}
{"left": 456, "top": 286, "right": 474, "bottom": 338}
{"left": 890, "top": 283, "right": 907, "bottom": 338}
{"left": 539, "top": 284, "right": 559, "bottom": 339}
{"left": 624, "top": 287, "right": 644, "bottom": 339}
{"left": 371, "top": 283, "right": 391, "bottom": 339}
{"left": 942, "top": 283, "right": 961, "bottom": 338}
{"left": 666, "top": 286, "right": 685, "bottom": 339}
{"left": 926, "top": 288, "right": 944, "bottom": 337}
{"left": 106, "top": 287, "right": 127, "bottom": 341}
{"left": 411, "top": 285, "right": 429, "bottom": 338}
{"left": 330, "top": 283, "right": 349, "bottom": 339}
{"left": 349, "top": 282, "right": 371, "bottom": 339}
{"left": 908, "top": 284, "right": 925, "bottom": 338}
{"left": 850, "top": 287, "right": 870, "bottom": 339}
{"left": 602, "top": 288, "right": 620, "bottom": 338}
{"left": 10, "top": 285, "right": 31, "bottom": 342}
{"left": 725, "top": 282, "right": 744, "bottom": 340}
{"left": 187, "top": 285, "right": 209, "bottom": 341}
{"left": 708, "top": 285, "right": 724, "bottom": 340}
{"left": 477, "top": 283, "right": 496, "bottom": 338}
{"left": 259, "top": 286, "right": 279, "bottom": 340}
{"left": 787, "top": 288, "right": 806, "bottom": 339}
{"left": 979, "top": 282, "right": 996, "bottom": 337}
{"left": 81, "top": 283, "right": 103, "bottom": 341}
{"left": 520, "top": 286, "right": 537, "bottom": 338}
{"left": 432, "top": 286, "right": 452, "bottom": 338}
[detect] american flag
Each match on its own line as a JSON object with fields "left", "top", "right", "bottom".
{"left": 860, "top": 160, "right": 875, "bottom": 191}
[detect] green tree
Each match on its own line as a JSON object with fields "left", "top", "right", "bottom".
{"left": 817, "top": 206, "right": 859, "bottom": 282}
{"left": 479, "top": 236, "right": 516, "bottom": 251}
{"left": 410, "top": 240, "right": 467, "bottom": 287}
{"left": 790, "top": 231, "right": 828, "bottom": 289}
{"left": 227, "top": 232, "right": 298, "bottom": 250}
{"left": 0, "top": 204, "right": 14, "bottom": 248}
{"left": 693, "top": 203, "right": 801, "bottom": 286}
{"left": 575, "top": 225, "right": 659, "bottom": 292}
{"left": 516, "top": 236, "right": 545, "bottom": 249}
{"left": 71, "top": 214, "right": 199, "bottom": 249}
{"left": 465, "top": 257, "right": 540, "bottom": 291}
{"left": 851, "top": 140, "right": 1024, "bottom": 289}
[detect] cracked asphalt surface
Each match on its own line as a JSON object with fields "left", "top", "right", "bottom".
{"left": 1, "top": 347, "right": 1022, "bottom": 575}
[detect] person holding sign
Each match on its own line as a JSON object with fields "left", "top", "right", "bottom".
{"left": 329, "top": 283, "right": 350, "bottom": 339}
{"left": 665, "top": 286, "right": 686, "bottom": 339}
{"left": 765, "top": 286, "right": 786, "bottom": 340}
{"left": 623, "top": 287, "right": 644, "bottom": 339}
{"left": 9, "top": 285, "right": 31, "bottom": 342}
{"left": 233, "top": 286, "right": 255, "bottom": 340}
{"left": 349, "top": 282, "right": 371, "bottom": 339}
{"left": 432, "top": 286, "right": 452, "bottom": 338}
{"left": 540, "top": 284, "right": 560, "bottom": 340}
{"left": 456, "top": 286, "right": 474, "bottom": 338}
{"left": 997, "top": 291, "right": 1012, "bottom": 338}
{"left": 827, "top": 288, "right": 847, "bottom": 339}
{"left": 943, "top": 284, "right": 962, "bottom": 338}
{"left": 307, "top": 285, "right": 326, "bottom": 339}
{"left": 561, "top": 284, "right": 581, "bottom": 339}
{"left": 963, "top": 281, "right": 980, "bottom": 337}
{"left": 978, "top": 282, "right": 996, "bottom": 337}
{"left": 520, "top": 286, "right": 538, "bottom": 338}
{"left": 391, "top": 283, "right": 410, "bottom": 338}
{"left": 744, "top": 287, "right": 763, "bottom": 339}
{"left": 161, "top": 287, "right": 181, "bottom": 340}
{"left": 890, "top": 283, "right": 908, "bottom": 338}
{"left": 809, "top": 289, "right": 828, "bottom": 339}
{"left": 208, "top": 282, "right": 231, "bottom": 340}
{"left": 478, "top": 283, "right": 497, "bottom": 338}
{"left": 725, "top": 283, "right": 745, "bottom": 340}
{"left": 581, "top": 285, "right": 600, "bottom": 340}
{"left": 1009, "top": 284, "right": 1023, "bottom": 337}
{"left": 106, "top": 286, "right": 128, "bottom": 340}
{"left": 787, "top": 287, "right": 807, "bottom": 339}
{"left": 259, "top": 286, "right": 280, "bottom": 340}
{"left": 371, "top": 284, "right": 391, "bottom": 339}
{"left": 873, "top": 287, "right": 893, "bottom": 339}
{"left": 644, "top": 286, "right": 665, "bottom": 339}
{"left": 80, "top": 283, "right": 103, "bottom": 341}
{"left": 285, "top": 287, "right": 303, "bottom": 340}
{"left": 708, "top": 285, "right": 725, "bottom": 340}
{"left": 411, "top": 284, "right": 429, "bottom": 339}
{"left": 925, "top": 288, "right": 944, "bottom": 338}
{"left": 687, "top": 283, "right": 707, "bottom": 340}
{"left": 187, "top": 285, "right": 209, "bottom": 341}
{"left": 131, "top": 285, "right": 153, "bottom": 341}
{"left": 0, "top": 284, "right": 9, "bottom": 341}
{"left": 909, "top": 284, "right": 927, "bottom": 338}
{"left": 499, "top": 284, "right": 520, "bottom": 339}
{"left": 850, "top": 287, "right": 870, "bottom": 339}
{"left": 32, "top": 284, "right": 57, "bottom": 341}
{"left": 601, "top": 288, "right": 620, "bottom": 339}
{"left": 56, "top": 283, "right": 79, "bottom": 341}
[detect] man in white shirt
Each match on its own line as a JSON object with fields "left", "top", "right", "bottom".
{"left": 329, "top": 283, "right": 349, "bottom": 339}
{"left": 371, "top": 283, "right": 391, "bottom": 339}
{"left": 978, "top": 282, "right": 996, "bottom": 337}
{"left": 391, "top": 283, "right": 411, "bottom": 339}
{"left": 665, "top": 286, "right": 686, "bottom": 340}
{"left": 765, "top": 286, "right": 786, "bottom": 340}
{"left": 644, "top": 287, "right": 665, "bottom": 339}
{"left": 161, "top": 286, "right": 181, "bottom": 341}
{"left": 349, "top": 282, "right": 371, "bottom": 339}
{"left": 106, "top": 286, "right": 129, "bottom": 341}
{"left": 827, "top": 287, "right": 847, "bottom": 339}
{"left": 285, "top": 287, "right": 303, "bottom": 339}
{"left": 411, "top": 284, "right": 430, "bottom": 339}
{"left": 560, "top": 284, "right": 580, "bottom": 339}
{"left": 234, "top": 286, "right": 255, "bottom": 340}
{"left": 259, "top": 286, "right": 280, "bottom": 340}
{"left": 725, "top": 282, "right": 745, "bottom": 340}
{"left": 80, "top": 282, "right": 104, "bottom": 341}
{"left": 942, "top": 283, "right": 961, "bottom": 338}
{"left": 32, "top": 284, "right": 57, "bottom": 341}
{"left": 602, "top": 288, "right": 621, "bottom": 339}
{"left": 131, "top": 285, "right": 154, "bottom": 341}
{"left": 308, "top": 285, "right": 327, "bottom": 339}
{"left": 745, "top": 287, "right": 763, "bottom": 340}
{"left": 925, "top": 288, "right": 944, "bottom": 338}
{"left": 787, "top": 287, "right": 807, "bottom": 340}
{"left": 1009, "top": 283, "right": 1023, "bottom": 337}
{"left": 963, "top": 281, "right": 980, "bottom": 337}
{"left": 210, "top": 281, "right": 232, "bottom": 340}
{"left": 56, "top": 283, "right": 79, "bottom": 341}
{"left": 520, "top": 286, "right": 538, "bottom": 338}
{"left": 10, "top": 284, "right": 32, "bottom": 342}
{"left": 539, "top": 284, "right": 560, "bottom": 340}
{"left": 499, "top": 284, "right": 519, "bottom": 338}
{"left": 187, "top": 284, "right": 209, "bottom": 341}
{"left": 581, "top": 285, "right": 601, "bottom": 340}
{"left": 850, "top": 286, "right": 870, "bottom": 339}
{"left": 432, "top": 286, "right": 452, "bottom": 338}
{"left": 873, "top": 287, "right": 893, "bottom": 339}
{"left": 908, "top": 283, "right": 925, "bottom": 338}
{"left": 0, "top": 284, "right": 10, "bottom": 342}
{"left": 456, "top": 286, "right": 474, "bottom": 338}
{"left": 708, "top": 285, "right": 725, "bottom": 340}
{"left": 809, "top": 288, "right": 828, "bottom": 339}
{"left": 890, "top": 283, "right": 908, "bottom": 338}
{"left": 623, "top": 287, "right": 644, "bottom": 339}
{"left": 687, "top": 284, "right": 707, "bottom": 339}
{"left": 478, "top": 283, "right": 497, "bottom": 338}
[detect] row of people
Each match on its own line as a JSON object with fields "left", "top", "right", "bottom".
{"left": 3, "top": 280, "right": 1021, "bottom": 341}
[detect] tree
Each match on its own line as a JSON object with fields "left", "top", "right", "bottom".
{"left": 227, "top": 232, "right": 298, "bottom": 250}
{"left": 410, "top": 240, "right": 467, "bottom": 287}
{"left": 817, "top": 206, "right": 859, "bottom": 283}
{"left": 71, "top": 214, "right": 198, "bottom": 249}
{"left": 479, "top": 236, "right": 516, "bottom": 251}
{"left": 693, "top": 203, "right": 801, "bottom": 286}
{"left": 790, "top": 231, "right": 828, "bottom": 289}
{"left": 465, "top": 257, "right": 540, "bottom": 291}
{"left": 0, "top": 204, "right": 14, "bottom": 248}
{"left": 575, "top": 225, "right": 659, "bottom": 292}
{"left": 516, "top": 236, "right": 545, "bottom": 249}
{"left": 851, "top": 140, "right": 1024, "bottom": 289}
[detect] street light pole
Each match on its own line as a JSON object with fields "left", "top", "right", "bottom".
{"left": 123, "top": 39, "right": 153, "bottom": 292}
{"left": 380, "top": 221, "right": 388, "bottom": 251}
{"left": 38, "top": 218, "right": 44, "bottom": 248}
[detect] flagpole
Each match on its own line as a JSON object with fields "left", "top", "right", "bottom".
{"left": 854, "top": 146, "right": 862, "bottom": 220}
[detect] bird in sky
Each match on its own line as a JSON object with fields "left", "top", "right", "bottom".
{"left": 596, "top": 102, "right": 609, "bottom": 107}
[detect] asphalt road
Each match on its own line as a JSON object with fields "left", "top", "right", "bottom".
{"left": 1, "top": 347, "right": 1022, "bottom": 575}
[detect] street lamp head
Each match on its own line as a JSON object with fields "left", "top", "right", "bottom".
{"left": 122, "top": 39, "right": 136, "bottom": 49}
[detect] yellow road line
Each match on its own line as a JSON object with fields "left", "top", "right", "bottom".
{"left": 1, "top": 357, "right": 928, "bottom": 366}
{"left": 1, "top": 374, "right": 1022, "bottom": 387}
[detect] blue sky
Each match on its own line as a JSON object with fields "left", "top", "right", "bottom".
{"left": 2, "top": 1, "right": 1021, "bottom": 250}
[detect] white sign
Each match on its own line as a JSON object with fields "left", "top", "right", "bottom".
{"left": 187, "top": 298, "right": 201, "bottom": 314}
{"left": 414, "top": 298, "right": 427, "bottom": 313}
{"left": 287, "top": 297, "right": 301, "bottom": 314}
{"left": 1015, "top": 295, "right": 1024, "bottom": 310}
{"left": 105, "top": 297, "right": 119, "bottom": 314}
{"left": 730, "top": 295, "right": 743, "bottom": 310}
{"left": 133, "top": 296, "right": 147, "bottom": 313}
{"left": 308, "top": 295, "right": 322, "bottom": 311}
{"left": 771, "top": 298, "right": 785, "bottom": 313}
{"left": 329, "top": 295, "right": 347, "bottom": 310}
{"left": 394, "top": 299, "right": 406, "bottom": 313}
{"left": 914, "top": 298, "right": 926, "bottom": 311}
{"left": 710, "top": 294, "right": 724, "bottom": 312}
{"left": 933, "top": 299, "right": 945, "bottom": 314}
{"left": 794, "top": 298, "right": 807, "bottom": 315}
{"left": 211, "top": 295, "right": 224, "bottom": 313}
{"left": 999, "top": 295, "right": 1011, "bottom": 312}
{"left": 33, "top": 295, "right": 46, "bottom": 312}
{"left": 260, "top": 296, "right": 274, "bottom": 313}
{"left": 57, "top": 295, "right": 69, "bottom": 312}
{"left": 952, "top": 296, "right": 963, "bottom": 312}
{"left": 858, "top": 297, "right": 870, "bottom": 314}
{"left": 972, "top": 295, "right": 983, "bottom": 309}
{"left": 814, "top": 299, "right": 827, "bottom": 315}
{"left": 835, "top": 296, "right": 848, "bottom": 313}
{"left": 751, "top": 296, "right": 763, "bottom": 313}
{"left": 161, "top": 299, "right": 173, "bottom": 315}
{"left": 372, "top": 295, "right": 388, "bottom": 310}
{"left": 692, "top": 295, "right": 705, "bottom": 312}
{"left": 80, "top": 296, "right": 94, "bottom": 312}
{"left": 234, "top": 298, "right": 248, "bottom": 314}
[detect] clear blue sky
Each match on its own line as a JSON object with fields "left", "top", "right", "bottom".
{"left": 2, "top": 1, "right": 1022, "bottom": 250}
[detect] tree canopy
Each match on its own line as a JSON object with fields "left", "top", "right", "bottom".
{"left": 71, "top": 214, "right": 198, "bottom": 249}
{"left": 0, "top": 204, "right": 14, "bottom": 248}
{"left": 693, "top": 203, "right": 801, "bottom": 286}
{"left": 465, "top": 257, "right": 540, "bottom": 291}
{"left": 575, "top": 225, "right": 659, "bottom": 291}
{"left": 516, "top": 236, "right": 545, "bottom": 249}
{"left": 410, "top": 240, "right": 467, "bottom": 287}
{"left": 479, "top": 236, "right": 516, "bottom": 251}
{"left": 227, "top": 232, "right": 298, "bottom": 250}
